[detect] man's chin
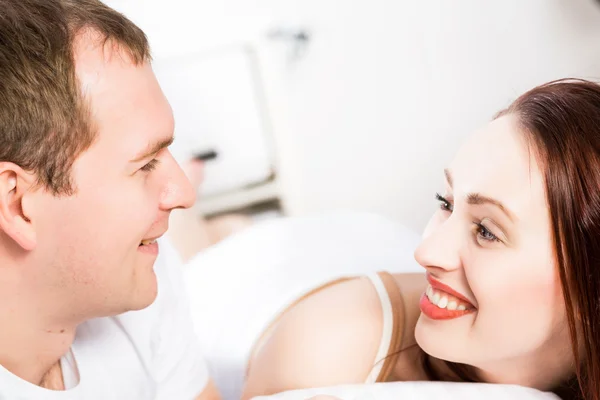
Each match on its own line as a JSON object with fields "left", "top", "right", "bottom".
{"left": 128, "top": 291, "right": 158, "bottom": 311}
{"left": 124, "top": 271, "right": 159, "bottom": 312}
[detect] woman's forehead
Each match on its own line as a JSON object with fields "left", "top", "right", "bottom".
{"left": 448, "top": 115, "right": 548, "bottom": 220}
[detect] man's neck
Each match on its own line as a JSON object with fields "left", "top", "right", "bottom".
{"left": 0, "top": 303, "right": 77, "bottom": 388}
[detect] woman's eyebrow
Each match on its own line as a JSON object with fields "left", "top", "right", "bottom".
{"left": 444, "top": 168, "right": 517, "bottom": 222}
{"left": 466, "top": 193, "right": 517, "bottom": 222}
{"left": 444, "top": 168, "right": 453, "bottom": 187}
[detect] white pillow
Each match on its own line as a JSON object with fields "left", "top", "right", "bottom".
{"left": 250, "top": 382, "right": 560, "bottom": 400}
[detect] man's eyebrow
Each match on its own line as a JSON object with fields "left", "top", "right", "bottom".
{"left": 466, "top": 193, "right": 516, "bottom": 222}
{"left": 131, "top": 136, "right": 174, "bottom": 162}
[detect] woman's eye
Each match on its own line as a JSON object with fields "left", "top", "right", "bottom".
{"left": 140, "top": 159, "right": 160, "bottom": 173}
{"left": 435, "top": 193, "right": 453, "bottom": 212}
{"left": 475, "top": 222, "right": 500, "bottom": 242}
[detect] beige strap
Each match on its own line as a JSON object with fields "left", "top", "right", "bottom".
{"left": 374, "top": 271, "right": 406, "bottom": 383}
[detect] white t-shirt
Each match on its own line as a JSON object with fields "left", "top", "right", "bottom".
{"left": 0, "top": 238, "right": 210, "bottom": 400}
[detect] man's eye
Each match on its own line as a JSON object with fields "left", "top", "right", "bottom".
{"left": 140, "top": 159, "right": 159, "bottom": 173}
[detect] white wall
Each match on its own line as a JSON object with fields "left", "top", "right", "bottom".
{"left": 107, "top": 0, "right": 600, "bottom": 232}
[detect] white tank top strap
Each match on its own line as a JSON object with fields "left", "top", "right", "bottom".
{"left": 364, "top": 271, "right": 406, "bottom": 383}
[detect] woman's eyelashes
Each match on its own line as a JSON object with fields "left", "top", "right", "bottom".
{"left": 435, "top": 193, "right": 453, "bottom": 212}
{"left": 473, "top": 222, "right": 500, "bottom": 243}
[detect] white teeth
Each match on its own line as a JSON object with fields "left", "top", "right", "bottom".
{"left": 438, "top": 296, "right": 448, "bottom": 309}
{"left": 425, "top": 285, "right": 471, "bottom": 311}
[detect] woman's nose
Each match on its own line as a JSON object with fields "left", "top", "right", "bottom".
{"left": 414, "top": 217, "right": 463, "bottom": 273}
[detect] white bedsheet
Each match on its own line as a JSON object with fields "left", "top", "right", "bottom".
{"left": 251, "top": 382, "right": 559, "bottom": 400}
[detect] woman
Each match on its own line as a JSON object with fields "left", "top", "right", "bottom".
{"left": 241, "top": 79, "right": 600, "bottom": 400}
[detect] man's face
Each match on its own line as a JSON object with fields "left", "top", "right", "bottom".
{"left": 25, "top": 34, "right": 195, "bottom": 319}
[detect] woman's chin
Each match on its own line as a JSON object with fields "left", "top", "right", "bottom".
{"left": 414, "top": 315, "right": 469, "bottom": 365}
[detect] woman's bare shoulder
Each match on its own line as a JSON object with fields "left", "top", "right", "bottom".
{"left": 242, "top": 272, "right": 427, "bottom": 399}
{"left": 242, "top": 276, "right": 384, "bottom": 399}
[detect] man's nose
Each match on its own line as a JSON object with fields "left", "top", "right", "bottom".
{"left": 159, "top": 152, "right": 197, "bottom": 211}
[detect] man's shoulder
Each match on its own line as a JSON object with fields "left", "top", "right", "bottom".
{"left": 71, "top": 315, "right": 156, "bottom": 398}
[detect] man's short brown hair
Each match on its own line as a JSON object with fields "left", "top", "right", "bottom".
{"left": 0, "top": 0, "right": 151, "bottom": 194}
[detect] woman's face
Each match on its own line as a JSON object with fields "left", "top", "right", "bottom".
{"left": 414, "top": 114, "right": 574, "bottom": 389}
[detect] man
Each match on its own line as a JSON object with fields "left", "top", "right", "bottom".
{"left": 0, "top": 0, "right": 220, "bottom": 398}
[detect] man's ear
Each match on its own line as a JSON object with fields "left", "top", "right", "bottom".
{"left": 0, "top": 164, "right": 37, "bottom": 251}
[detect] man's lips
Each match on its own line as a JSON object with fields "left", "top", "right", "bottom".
{"left": 139, "top": 230, "right": 167, "bottom": 246}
